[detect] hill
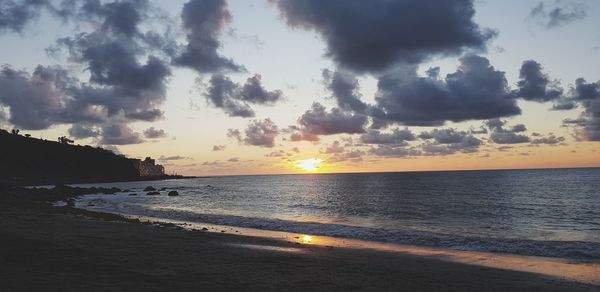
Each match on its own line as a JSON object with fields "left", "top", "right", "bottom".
{"left": 0, "top": 129, "right": 169, "bottom": 186}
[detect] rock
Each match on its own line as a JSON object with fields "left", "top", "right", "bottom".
{"left": 128, "top": 193, "right": 137, "bottom": 196}
{"left": 146, "top": 191, "right": 160, "bottom": 196}
{"left": 201, "top": 227, "right": 209, "bottom": 231}
{"left": 143, "top": 186, "right": 155, "bottom": 192}
{"left": 160, "top": 187, "right": 167, "bottom": 191}
{"left": 168, "top": 191, "right": 179, "bottom": 197}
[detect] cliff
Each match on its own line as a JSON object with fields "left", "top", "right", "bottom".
{"left": 0, "top": 129, "right": 167, "bottom": 186}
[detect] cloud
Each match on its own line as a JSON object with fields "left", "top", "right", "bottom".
{"left": 173, "top": 0, "right": 243, "bottom": 73}
{"left": 68, "top": 124, "right": 100, "bottom": 139}
{"left": 202, "top": 74, "right": 283, "bottom": 117}
{"left": 322, "top": 69, "right": 367, "bottom": 113}
{"left": 486, "top": 119, "right": 530, "bottom": 144}
{"left": 158, "top": 155, "right": 188, "bottom": 161}
{"left": 230, "top": 118, "right": 279, "bottom": 147}
{"left": 323, "top": 140, "right": 344, "bottom": 154}
{"left": 0, "top": 0, "right": 50, "bottom": 34}
{"left": 369, "top": 145, "right": 421, "bottom": 158}
{"left": 143, "top": 127, "right": 166, "bottom": 138}
{"left": 418, "top": 128, "right": 483, "bottom": 154}
{"left": 0, "top": 65, "right": 104, "bottom": 130}
{"left": 99, "top": 121, "right": 143, "bottom": 145}
{"left": 374, "top": 55, "right": 520, "bottom": 126}
{"left": 529, "top": 1, "right": 586, "bottom": 29}
{"left": 226, "top": 128, "right": 242, "bottom": 141}
{"left": 531, "top": 134, "right": 566, "bottom": 145}
{"left": 562, "top": 78, "right": 600, "bottom": 141}
{"left": 271, "top": 0, "right": 494, "bottom": 73}
{"left": 212, "top": 144, "right": 226, "bottom": 151}
{"left": 265, "top": 150, "right": 286, "bottom": 157}
{"left": 515, "top": 60, "right": 563, "bottom": 102}
{"left": 360, "top": 128, "right": 415, "bottom": 145}
{"left": 328, "top": 149, "right": 364, "bottom": 162}
{"left": 0, "top": 0, "right": 174, "bottom": 139}
{"left": 291, "top": 102, "right": 367, "bottom": 141}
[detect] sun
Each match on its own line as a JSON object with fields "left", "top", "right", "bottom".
{"left": 296, "top": 158, "right": 323, "bottom": 172}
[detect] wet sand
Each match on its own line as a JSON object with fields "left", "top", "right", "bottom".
{"left": 0, "top": 200, "right": 598, "bottom": 291}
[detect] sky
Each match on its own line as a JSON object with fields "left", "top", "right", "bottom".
{"left": 0, "top": 0, "right": 599, "bottom": 176}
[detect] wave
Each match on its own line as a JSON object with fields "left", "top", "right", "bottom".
{"left": 75, "top": 196, "right": 600, "bottom": 261}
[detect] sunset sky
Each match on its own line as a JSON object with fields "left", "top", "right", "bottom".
{"left": 1, "top": 0, "right": 599, "bottom": 175}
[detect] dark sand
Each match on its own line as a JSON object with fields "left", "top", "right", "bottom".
{"left": 0, "top": 195, "right": 598, "bottom": 291}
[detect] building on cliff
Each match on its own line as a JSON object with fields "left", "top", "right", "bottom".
{"left": 130, "top": 157, "right": 165, "bottom": 177}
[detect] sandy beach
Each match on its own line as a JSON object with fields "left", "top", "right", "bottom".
{"left": 0, "top": 189, "right": 598, "bottom": 292}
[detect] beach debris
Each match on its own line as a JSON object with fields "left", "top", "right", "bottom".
{"left": 143, "top": 186, "right": 156, "bottom": 192}
{"left": 201, "top": 227, "right": 209, "bottom": 231}
{"left": 146, "top": 191, "right": 160, "bottom": 196}
{"left": 168, "top": 191, "right": 179, "bottom": 196}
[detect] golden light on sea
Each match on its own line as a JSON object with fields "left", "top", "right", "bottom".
{"left": 302, "top": 235, "right": 313, "bottom": 244}
{"left": 295, "top": 158, "right": 323, "bottom": 172}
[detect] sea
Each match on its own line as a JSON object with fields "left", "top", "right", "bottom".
{"left": 71, "top": 168, "right": 600, "bottom": 260}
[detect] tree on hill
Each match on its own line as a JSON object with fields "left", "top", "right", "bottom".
{"left": 58, "top": 136, "right": 74, "bottom": 144}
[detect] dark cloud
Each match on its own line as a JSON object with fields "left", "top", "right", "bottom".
{"left": 0, "top": 0, "right": 48, "bottom": 33}
{"left": 230, "top": 118, "right": 279, "bottom": 147}
{"left": 212, "top": 144, "right": 226, "bottom": 151}
{"left": 99, "top": 121, "right": 143, "bottom": 145}
{"left": 0, "top": 65, "right": 104, "bottom": 130}
{"left": 55, "top": 34, "right": 171, "bottom": 121}
{"left": 551, "top": 100, "right": 577, "bottom": 111}
{"left": 418, "top": 128, "right": 483, "bottom": 154}
{"left": 373, "top": 55, "right": 521, "bottom": 126}
{"left": 244, "top": 118, "right": 279, "bottom": 147}
{"left": 562, "top": 79, "right": 600, "bottom": 141}
{"left": 173, "top": 0, "right": 243, "bottom": 73}
{"left": 322, "top": 69, "right": 367, "bottom": 113}
{"left": 369, "top": 145, "right": 421, "bottom": 158}
{"left": 0, "top": 0, "right": 174, "bottom": 140}
{"left": 486, "top": 119, "right": 530, "bottom": 144}
{"left": 81, "top": 0, "right": 149, "bottom": 37}
{"left": 202, "top": 74, "right": 283, "bottom": 117}
{"left": 360, "top": 128, "right": 415, "bottom": 145}
{"left": 143, "top": 127, "right": 166, "bottom": 138}
{"left": 531, "top": 134, "right": 566, "bottom": 145}
{"left": 515, "top": 60, "right": 563, "bottom": 102}
{"left": 158, "top": 155, "right": 188, "bottom": 161}
{"left": 68, "top": 124, "right": 100, "bottom": 139}
{"left": 470, "top": 126, "right": 488, "bottom": 135}
{"left": 328, "top": 149, "right": 364, "bottom": 163}
{"left": 291, "top": 103, "right": 367, "bottom": 141}
{"left": 529, "top": 1, "right": 586, "bottom": 29}
{"left": 265, "top": 150, "right": 286, "bottom": 157}
{"left": 228, "top": 157, "right": 239, "bottom": 162}
{"left": 571, "top": 78, "right": 600, "bottom": 101}
{"left": 271, "top": 0, "right": 494, "bottom": 72}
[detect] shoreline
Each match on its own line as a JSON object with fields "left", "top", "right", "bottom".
{"left": 1, "top": 186, "right": 599, "bottom": 291}
{"left": 92, "top": 211, "right": 600, "bottom": 286}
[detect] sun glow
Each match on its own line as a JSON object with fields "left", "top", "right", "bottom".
{"left": 296, "top": 158, "right": 323, "bottom": 172}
